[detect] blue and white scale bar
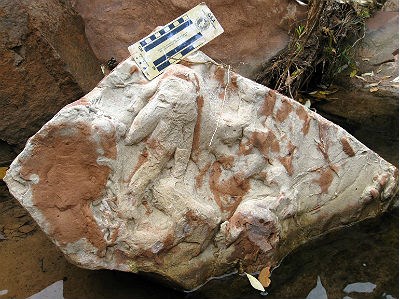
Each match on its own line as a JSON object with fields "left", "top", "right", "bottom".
{"left": 141, "top": 18, "right": 190, "bottom": 52}
{"left": 155, "top": 33, "right": 203, "bottom": 72}
{"left": 128, "top": 3, "right": 224, "bottom": 80}
{"left": 139, "top": 17, "right": 187, "bottom": 48}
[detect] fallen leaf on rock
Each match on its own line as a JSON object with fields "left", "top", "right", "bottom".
{"left": 245, "top": 273, "right": 265, "bottom": 292}
{"left": 0, "top": 167, "right": 7, "bottom": 180}
{"left": 365, "top": 82, "right": 380, "bottom": 88}
{"left": 361, "top": 72, "right": 374, "bottom": 77}
{"left": 355, "top": 75, "right": 367, "bottom": 81}
{"left": 369, "top": 87, "right": 379, "bottom": 92}
{"left": 258, "top": 266, "right": 271, "bottom": 287}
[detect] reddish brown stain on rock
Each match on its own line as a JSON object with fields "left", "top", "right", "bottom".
{"left": 370, "top": 188, "right": 379, "bottom": 199}
{"left": 258, "top": 172, "right": 268, "bottom": 181}
{"left": 238, "top": 139, "right": 253, "bottom": 156}
{"left": 279, "top": 156, "right": 293, "bottom": 176}
{"left": 238, "top": 131, "right": 280, "bottom": 157}
{"left": 191, "top": 95, "right": 204, "bottom": 163}
{"left": 295, "top": 106, "right": 311, "bottom": 135}
{"left": 209, "top": 162, "right": 223, "bottom": 209}
{"left": 379, "top": 174, "right": 389, "bottom": 188}
{"left": 193, "top": 73, "right": 200, "bottom": 93}
{"left": 195, "top": 163, "right": 211, "bottom": 189}
{"left": 218, "top": 156, "right": 235, "bottom": 169}
{"left": 251, "top": 131, "right": 280, "bottom": 156}
{"left": 130, "top": 65, "right": 138, "bottom": 74}
{"left": 259, "top": 90, "right": 277, "bottom": 117}
{"left": 115, "top": 249, "right": 128, "bottom": 264}
{"left": 340, "top": 137, "right": 355, "bottom": 157}
{"left": 230, "top": 73, "right": 239, "bottom": 90}
{"left": 209, "top": 162, "right": 250, "bottom": 213}
{"left": 146, "top": 138, "right": 161, "bottom": 150}
{"left": 178, "top": 59, "right": 192, "bottom": 68}
{"left": 279, "top": 142, "right": 296, "bottom": 176}
{"left": 317, "top": 122, "right": 331, "bottom": 161}
{"left": 275, "top": 98, "right": 292, "bottom": 123}
{"left": 19, "top": 122, "right": 116, "bottom": 251}
{"left": 214, "top": 66, "right": 226, "bottom": 86}
{"left": 172, "top": 72, "right": 191, "bottom": 83}
{"left": 314, "top": 167, "right": 334, "bottom": 194}
{"left": 110, "top": 226, "right": 120, "bottom": 243}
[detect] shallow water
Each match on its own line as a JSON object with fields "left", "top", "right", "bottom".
{"left": 0, "top": 180, "right": 397, "bottom": 299}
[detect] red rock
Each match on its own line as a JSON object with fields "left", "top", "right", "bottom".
{"left": 71, "top": 0, "right": 306, "bottom": 77}
{"left": 0, "top": 0, "right": 103, "bottom": 147}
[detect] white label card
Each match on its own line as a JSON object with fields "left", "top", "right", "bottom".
{"left": 128, "top": 3, "right": 224, "bottom": 80}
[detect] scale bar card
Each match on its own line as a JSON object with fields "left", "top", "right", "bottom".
{"left": 128, "top": 3, "right": 224, "bottom": 80}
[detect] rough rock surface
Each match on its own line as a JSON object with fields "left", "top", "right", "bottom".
{"left": 0, "top": 0, "right": 103, "bottom": 147}
{"left": 70, "top": 0, "right": 306, "bottom": 77}
{"left": 315, "top": 5, "right": 399, "bottom": 166}
{"left": 5, "top": 51, "right": 398, "bottom": 290}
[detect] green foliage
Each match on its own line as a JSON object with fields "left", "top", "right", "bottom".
{"left": 295, "top": 25, "right": 305, "bottom": 38}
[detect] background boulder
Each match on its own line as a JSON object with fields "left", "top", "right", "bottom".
{"left": 0, "top": 0, "right": 103, "bottom": 148}
{"left": 315, "top": 3, "right": 399, "bottom": 166}
{"left": 70, "top": 0, "right": 306, "bottom": 77}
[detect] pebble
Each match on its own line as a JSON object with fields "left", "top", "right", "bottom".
{"left": 18, "top": 225, "right": 35, "bottom": 234}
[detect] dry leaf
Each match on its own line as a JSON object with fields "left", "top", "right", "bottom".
{"left": 0, "top": 167, "right": 7, "bottom": 180}
{"left": 369, "top": 87, "right": 379, "bottom": 92}
{"left": 100, "top": 65, "right": 106, "bottom": 75}
{"left": 355, "top": 75, "right": 367, "bottom": 81}
{"left": 365, "top": 82, "right": 381, "bottom": 88}
{"left": 245, "top": 273, "right": 265, "bottom": 292}
{"left": 361, "top": 72, "right": 374, "bottom": 77}
{"left": 258, "top": 266, "right": 271, "bottom": 288}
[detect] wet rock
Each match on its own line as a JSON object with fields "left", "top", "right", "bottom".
{"left": 314, "top": 6, "right": 399, "bottom": 166}
{"left": 70, "top": 0, "right": 306, "bottom": 77}
{"left": 4, "top": 51, "right": 398, "bottom": 290}
{"left": 0, "top": 0, "right": 103, "bottom": 147}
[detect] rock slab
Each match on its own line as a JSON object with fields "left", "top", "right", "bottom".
{"left": 5, "top": 51, "right": 398, "bottom": 290}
